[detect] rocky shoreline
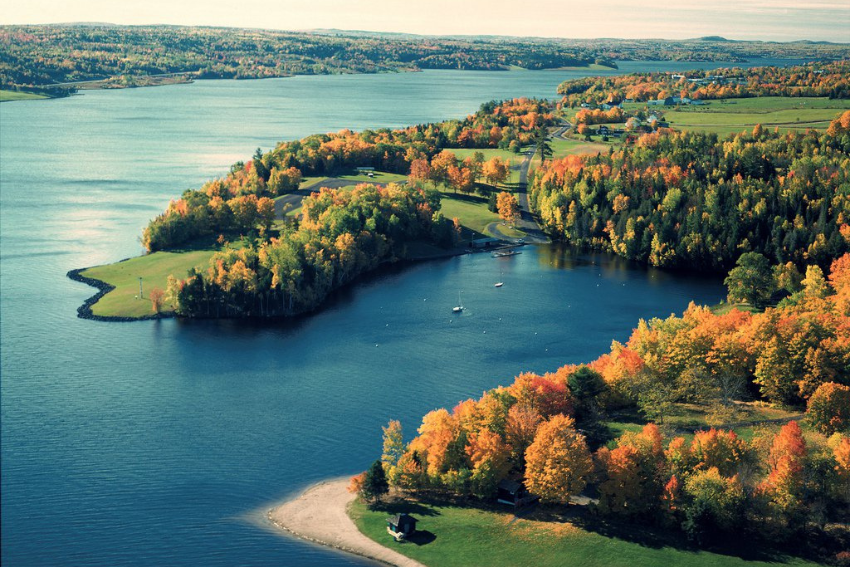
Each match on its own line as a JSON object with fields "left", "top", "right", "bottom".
{"left": 66, "top": 265, "right": 173, "bottom": 323}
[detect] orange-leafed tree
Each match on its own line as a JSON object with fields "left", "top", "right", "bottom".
{"left": 149, "top": 287, "right": 166, "bottom": 313}
{"left": 466, "top": 428, "right": 513, "bottom": 498}
{"left": 689, "top": 428, "right": 752, "bottom": 478}
{"left": 496, "top": 191, "right": 520, "bottom": 226}
{"left": 408, "top": 158, "right": 431, "bottom": 185}
{"left": 758, "top": 421, "right": 807, "bottom": 522}
{"left": 483, "top": 157, "right": 510, "bottom": 187}
{"left": 505, "top": 403, "right": 542, "bottom": 462}
{"left": 524, "top": 414, "right": 592, "bottom": 503}
{"left": 597, "top": 423, "right": 666, "bottom": 517}
{"left": 409, "top": 408, "right": 458, "bottom": 477}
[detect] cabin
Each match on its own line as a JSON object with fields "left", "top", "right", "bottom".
{"left": 387, "top": 513, "right": 417, "bottom": 541}
{"left": 497, "top": 479, "right": 539, "bottom": 507}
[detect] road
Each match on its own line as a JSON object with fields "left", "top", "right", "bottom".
{"left": 509, "top": 136, "right": 552, "bottom": 244}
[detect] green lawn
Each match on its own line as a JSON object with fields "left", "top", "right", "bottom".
{"left": 350, "top": 498, "right": 817, "bottom": 567}
{"left": 337, "top": 170, "right": 408, "bottom": 184}
{"left": 439, "top": 192, "right": 501, "bottom": 236}
{"left": 660, "top": 97, "right": 850, "bottom": 135}
{"left": 549, "top": 138, "right": 610, "bottom": 159}
{"left": 0, "top": 89, "right": 48, "bottom": 102}
{"left": 81, "top": 249, "right": 216, "bottom": 317}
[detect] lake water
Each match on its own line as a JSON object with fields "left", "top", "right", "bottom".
{"left": 0, "top": 61, "right": 797, "bottom": 566}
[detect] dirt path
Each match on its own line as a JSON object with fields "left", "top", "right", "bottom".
{"left": 268, "top": 479, "right": 427, "bottom": 567}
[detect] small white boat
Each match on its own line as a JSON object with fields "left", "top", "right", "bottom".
{"left": 494, "top": 282, "right": 503, "bottom": 288}
{"left": 452, "top": 291, "right": 464, "bottom": 313}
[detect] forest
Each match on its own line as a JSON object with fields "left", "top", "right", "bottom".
{"left": 166, "top": 183, "right": 456, "bottom": 318}
{"left": 358, "top": 251, "right": 850, "bottom": 563}
{"left": 3, "top": 25, "right": 849, "bottom": 93}
{"left": 0, "top": 25, "right": 599, "bottom": 90}
{"left": 142, "top": 97, "right": 555, "bottom": 252}
{"left": 556, "top": 61, "right": 850, "bottom": 105}
{"left": 529, "top": 112, "right": 850, "bottom": 272}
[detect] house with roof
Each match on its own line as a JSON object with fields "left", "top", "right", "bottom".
{"left": 386, "top": 513, "right": 418, "bottom": 541}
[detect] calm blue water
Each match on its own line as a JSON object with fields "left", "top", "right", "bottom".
{"left": 1, "top": 62, "right": 796, "bottom": 566}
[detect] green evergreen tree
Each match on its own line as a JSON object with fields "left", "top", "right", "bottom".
{"left": 361, "top": 459, "right": 389, "bottom": 504}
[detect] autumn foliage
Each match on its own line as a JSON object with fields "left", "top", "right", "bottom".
{"left": 807, "top": 382, "right": 850, "bottom": 435}
{"left": 529, "top": 120, "right": 850, "bottom": 272}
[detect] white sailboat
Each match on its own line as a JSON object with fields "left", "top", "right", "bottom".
{"left": 452, "top": 291, "right": 464, "bottom": 313}
{"left": 495, "top": 271, "right": 504, "bottom": 287}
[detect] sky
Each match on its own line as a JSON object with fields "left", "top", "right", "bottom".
{"left": 2, "top": 0, "right": 849, "bottom": 43}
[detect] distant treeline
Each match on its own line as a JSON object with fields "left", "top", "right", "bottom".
{"left": 558, "top": 36, "right": 850, "bottom": 63}
{"left": 0, "top": 25, "right": 597, "bottom": 89}
{"left": 557, "top": 62, "right": 850, "bottom": 105}
{"left": 529, "top": 112, "right": 850, "bottom": 272}
{"left": 3, "top": 25, "right": 849, "bottom": 91}
{"left": 143, "top": 97, "right": 557, "bottom": 252}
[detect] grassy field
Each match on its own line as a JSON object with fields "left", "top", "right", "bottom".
{"left": 335, "top": 170, "right": 409, "bottom": 184}
{"left": 549, "top": 138, "right": 610, "bottom": 159}
{"left": 0, "top": 89, "right": 48, "bottom": 102}
{"left": 439, "top": 192, "right": 502, "bottom": 236}
{"left": 81, "top": 249, "right": 216, "bottom": 317}
{"left": 659, "top": 96, "right": 850, "bottom": 135}
{"left": 350, "top": 497, "right": 817, "bottom": 567}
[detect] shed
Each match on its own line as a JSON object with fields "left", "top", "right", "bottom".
{"left": 497, "top": 479, "right": 539, "bottom": 507}
{"left": 387, "top": 513, "right": 418, "bottom": 540}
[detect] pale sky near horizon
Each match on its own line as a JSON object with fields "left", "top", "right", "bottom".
{"left": 2, "top": 0, "right": 849, "bottom": 43}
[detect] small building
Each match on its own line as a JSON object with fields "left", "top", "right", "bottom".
{"left": 387, "top": 513, "right": 417, "bottom": 541}
{"left": 472, "top": 237, "right": 501, "bottom": 249}
{"left": 497, "top": 479, "right": 539, "bottom": 507}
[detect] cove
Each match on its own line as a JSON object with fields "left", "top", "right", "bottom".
{"left": 0, "top": 62, "right": 795, "bottom": 566}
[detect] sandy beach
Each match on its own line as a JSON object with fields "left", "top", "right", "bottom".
{"left": 268, "top": 478, "right": 427, "bottom": 567}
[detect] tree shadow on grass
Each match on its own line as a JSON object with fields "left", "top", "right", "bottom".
{"left": 527, "top": 505, "right": 813, "bottom": 565}
{"left": 441, "top": 192, "right": 488, "bottom": 204}
{"left": 367, "top": 498, "right": 441, "bottom": 518}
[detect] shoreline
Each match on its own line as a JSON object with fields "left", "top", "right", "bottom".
{"left": 67, "top": 244, "right": 472, "bottom": 323}
{"left": 8, "top": 61, "right": 616, "bottom": 101}
{"left": 67, "top": 264, "right": 173, "bottom": 323}
{"left": 267, "top": 478, "right": 427, "bottom": 567}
